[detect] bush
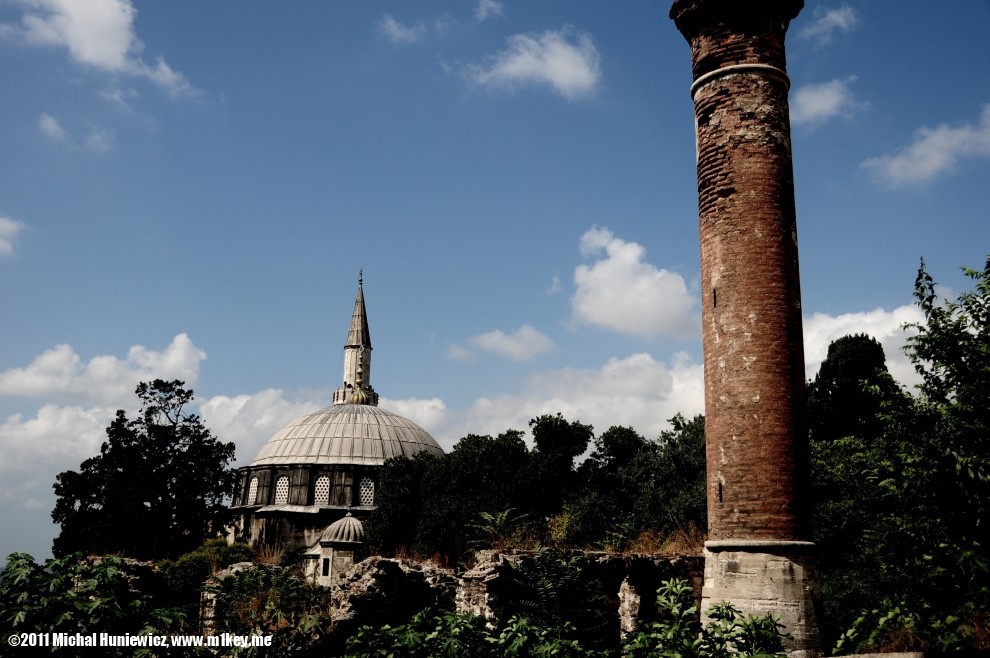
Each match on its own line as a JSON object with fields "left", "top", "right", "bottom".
{"left": 158, "top": 538, "right": 254, "bottom": 599}
{"left": 624, "top": 578, "right": 786, "bottom": 658}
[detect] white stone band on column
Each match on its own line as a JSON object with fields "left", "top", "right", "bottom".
{"left": 690, "top": 63, "right": 790, "bottom": 101}
{"left": 705, "top": 539, "right": 815, "bottom": 552}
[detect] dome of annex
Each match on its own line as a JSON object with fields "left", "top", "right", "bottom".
{"left": 320, "top": 512, "right": 365, "bottom": 544}
{"left": 250, "top": 403, "right": 444, "bottom": 467}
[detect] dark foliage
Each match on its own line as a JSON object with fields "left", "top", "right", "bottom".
{"left": 0, "top": 552, "right": 192, "bottom": 656}
{"left": 810, "top": 258, "right": 990, "bottom": 653}
{"left": 209, "top": 565, "right": 335, "bottom": 657}
{"left": 51, "top": 379, "right": 237, "bottom": 560}
{"left": 807, "top": 333, "right": 906, "bottom": 443}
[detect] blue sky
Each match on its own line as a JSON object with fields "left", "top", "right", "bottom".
{"left": 1, "top": 0, "right": 989, "bottom": 562}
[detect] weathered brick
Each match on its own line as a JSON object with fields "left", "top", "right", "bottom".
{"left": 672, "top": 0, "right": 810, "bottom": 543}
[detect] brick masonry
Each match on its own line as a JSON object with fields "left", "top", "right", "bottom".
{"left": 672, "top": 0, "right": 810, "bottom": 545}
{"left": 670, "top": 2, "right": 821, "bottom": 655}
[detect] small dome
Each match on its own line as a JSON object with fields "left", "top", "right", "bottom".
{"left": 250, "top": 404, "right": 443, "bottom": 467}
{"left": 321, "top": 513, "right": 365, "bottom": 544}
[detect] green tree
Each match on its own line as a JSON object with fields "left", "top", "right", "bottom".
{"left": 52, "top": 379, "right": 237, "bottom": 559}
{"left": 807, "top": 334, "right": 907, "bottom": 443}
{"left": 529, "top": 414, "right": 594, "bottom": 519}
{"left": 367, "top": 430, "right": 533, "bottom": 560}
{"left": 809, "top": 258, "right": 990, "bottom": 653}
{"left": 647, "top": 414, "right": 707, "bottom": 537}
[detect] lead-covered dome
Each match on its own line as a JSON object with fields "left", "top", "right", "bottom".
{"left": 250, "top": 403, "right": 443, "bottom": 467}
{"left": 320, "top": 512, "right": 365, "bottom": 544}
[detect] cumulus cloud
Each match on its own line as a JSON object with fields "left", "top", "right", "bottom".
{"left": 790, "top": 77, "right": 866, "bottom": 128}
{"left": 199, "top": 388, "right": 326, "bottom": 467}
{"left": 469, "top": 325, "right": 554, "bottom": 362}
{"left": 378, "top": 14, "right": 427, "bottom": 45}
{"left": 475, "top": 0, "right": 504, "bottom": 22}
{"left": 803, "top": 304, "right": 924, "bottom": 388}
{"left": 799, "top": 4, "right": 858, "bottom": 46}
{"left": 0, "top": 216, "right": 26, "bottom": 257}
{"left": 0, "top": 404, "right": 112, "bottom": 474}
{"left": 465, "top": 26, "right": 602, "bottom": 100}
{"left": 861, "top": 104, "right": 990, "bottom": 186}
{"left": 0, "top": 334, "right": 206, "bottom": 405}
{"left": 442, "top": 351, "right": 704, "bottom": 446}
{"left": 572, "top": 227, "right": 697, "bottom": 338}
{"left": 381, "top": 397, "right": 449, "bottom": 436}
{"left": 8, "top": 0, "right": 195, "bottom": 97}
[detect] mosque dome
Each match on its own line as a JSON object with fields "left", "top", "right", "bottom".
{"left": 250, "top": 403, "right": 443, "bottom": 467}
{"left": 229, "top": 273, "right": 445, "bottom": 556}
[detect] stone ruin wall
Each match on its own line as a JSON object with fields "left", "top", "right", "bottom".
{"left": 200, "top": 550, "right": 704, "bottom": 643}
{"left": 457, "top": 550, "right": 704, "bottom": 635}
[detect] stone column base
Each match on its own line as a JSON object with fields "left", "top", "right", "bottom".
{"left": 703, "top": 540, "right": 822, "bottom": 658}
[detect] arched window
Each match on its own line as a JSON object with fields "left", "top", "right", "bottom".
{"left": 313, "top": 475, "right": 331, "bottom": 506}
{"left": 274, "top": 476, "right": 289, "bottom": 505}
{"left": 247, "top": 477, "right": 259, "bottom": 505}
{"left": 359, "top": 476, "right": 375, "bottom": 506}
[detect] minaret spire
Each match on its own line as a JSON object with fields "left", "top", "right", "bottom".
{"left": 332, "top": 273, "right": 379, "bottom": 406}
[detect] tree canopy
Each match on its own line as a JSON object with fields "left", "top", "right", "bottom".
{"left": 809, "top": 258, "right": 990, "bottom": 653}
{"left": 366, "top": 412, "right": 706, "bottom": 560}
{"left": 51, "top": 379, "right": 237, "bottom": 559}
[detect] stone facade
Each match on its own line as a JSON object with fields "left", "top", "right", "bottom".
{"left": 670, "top": 1, "right": 821, "bottom": 655}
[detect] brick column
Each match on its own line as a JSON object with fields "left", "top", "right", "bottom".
{"left": 669, "top": 2, "right": 820, "bottom": 654}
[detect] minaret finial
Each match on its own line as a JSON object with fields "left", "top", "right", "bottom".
{"left": 358, "top": 268, "right": 363, "bottom": 286}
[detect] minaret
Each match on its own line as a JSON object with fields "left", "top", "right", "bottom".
{"left": 332, "top": 272, "right": 379, "bottom": 406}
{"left": 669, "top": 1, "right": 820, "bottom": 655}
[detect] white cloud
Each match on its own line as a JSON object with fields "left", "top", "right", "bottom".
{"left": 469, "top": 325, "right": 554, "bottom": 362}
{"left": 572, "top": 227, "right": 697, "bottom": 338}
{"left": 475, "top": 0, "right": 504, "bottom": 22}
{"left": 381, "top": 397, "right": 449, "bottom": 436}
{"left": 465, "top": 26, "right": 602, "bottom": 100}
{"left": 199, "top": 388, "right": 325, "bottom": 467}
{"left": 0, "top": 404, "right": 111, "bottom": 474}
{"left": 790, "top": 77, "right": 865, "bottom": 128}
{"left": 10, "top": 0, "right": 195, "bottom": 97}
{"left": 861, "top": 104, "right": 990, "bottom": 186}
{"left": 442, "top": 351, "right": 704, "bottom": 446}
{"left": 800, "top": 5, "right": 858, "bottom": 46}
{"left": 0, "top": 216, "right": 26, "bottom": 257}
{"left": 803, "top": 305, "right": 924, "bottom": 388}
{"left": 378, "top": 14, "right": 426, "bottom": 45}
{"left": 0, "top": 334, "right": 207, "bottom": 405}
{"left": 38, "top": 113, "right": 66, "bottom": 141}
